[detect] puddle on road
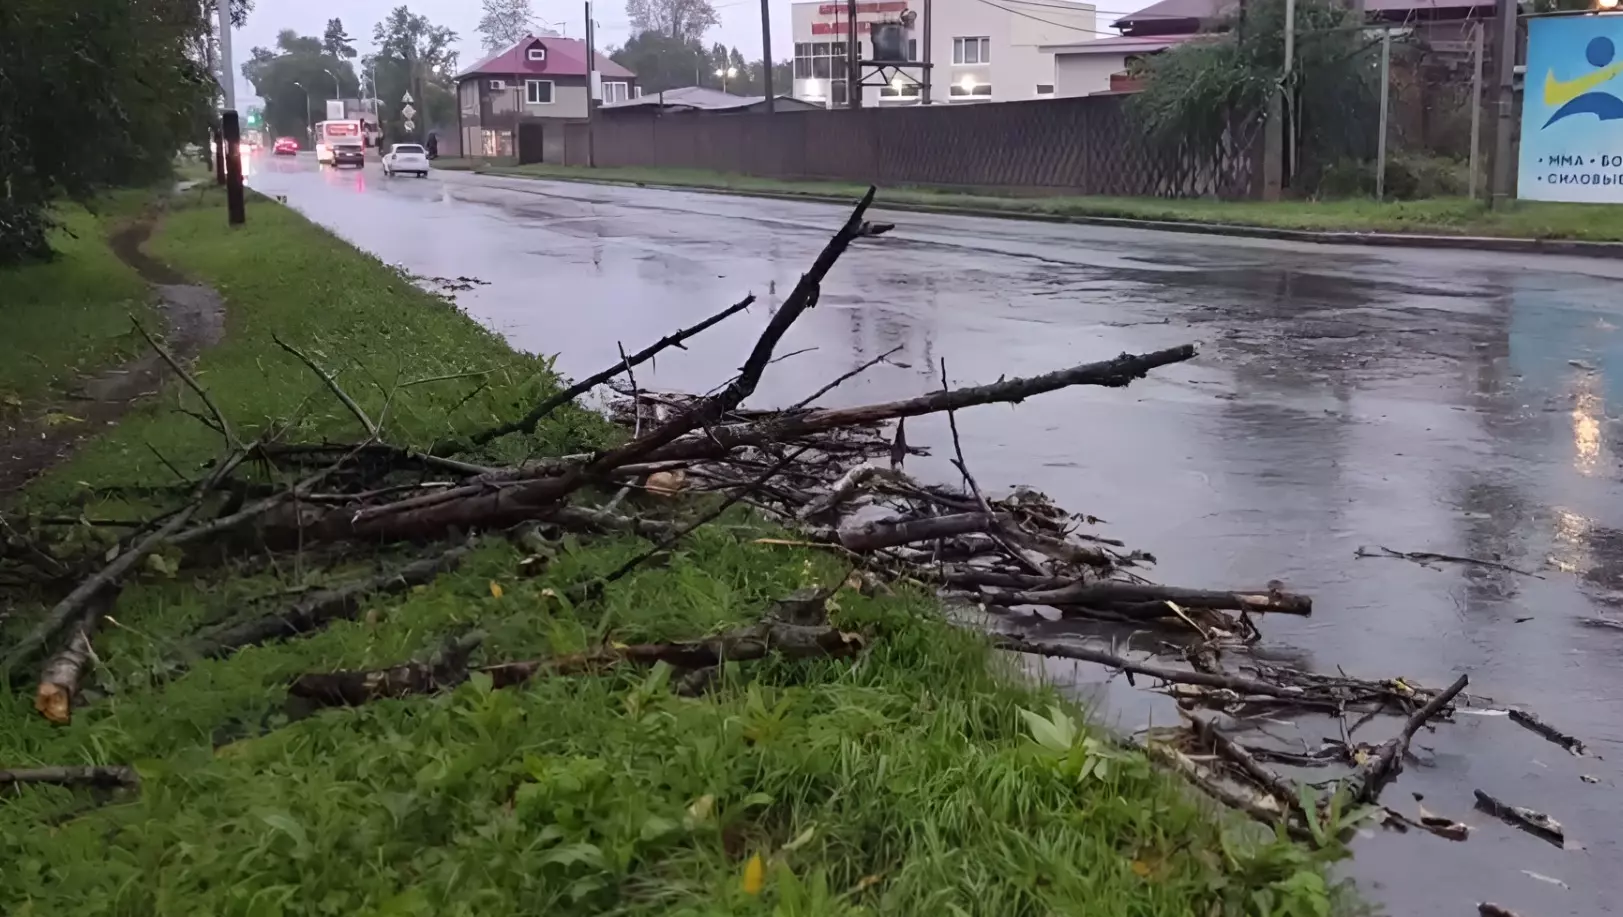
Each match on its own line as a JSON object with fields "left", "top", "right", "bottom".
{"left": 251, "top": 163, "right": 1623, "bottom": 915}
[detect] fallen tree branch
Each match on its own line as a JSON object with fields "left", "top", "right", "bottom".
{"left": 1508, "top": 708, "right": 1586, "bottom": 756}
{"left": 837, "top": 512, "right": 1002, "bottom": 553}
{"left": 1355, "top": 544, "right": 1543, "bottom": 579}
{"left": 0, "top": 765, "right": 139, "bottom": 793}
{"left": 3, "top": 448, "right": 250, "bottom": 678}
{"left": 992, "top": 634, "right": 1313, "bottom": 701}
{"left": 34, "top": 586, "right": 122, "bottom": 725}
{"left": 289, "top": 619, "right": 864, "bottom": 708}
{"left": 1472, "top": 789, "right": 1566, "bottom": 847}
{"left": 188, "top": 542, "right": 473, "bottom": 660}
{"left": 787, "top": 344, "right": 904, "bottom": 411}
{"left": 446, "top": 293, "right": 758, "bottom": 453}
{"left": 1343, "top": 673, "right": 1469, "bottom": 805}
{"left": 984, "top": 581, "right": 1311, "bottom": 615}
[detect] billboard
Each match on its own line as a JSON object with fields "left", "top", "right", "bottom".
{"left": 1519, "top": 15, "right": 1623, "bottom": 202}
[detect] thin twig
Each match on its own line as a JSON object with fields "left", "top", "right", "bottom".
{"left": 132, "top": 315, "right": 236, "bottom": 448}
{"left": 618, "top": 341, "right": 641, "bottom": 437}
{"left": 788, "top": 345, "right": 904, "bottom": 411}
{"left": 273, "top": 336, "right": 378, "bottom": 438}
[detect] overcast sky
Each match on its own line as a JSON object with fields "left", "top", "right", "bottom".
{"left": 231, "top": 0, "right": 797, "bottom": 102}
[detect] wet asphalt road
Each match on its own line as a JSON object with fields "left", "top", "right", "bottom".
{"left": 249, "top": 152, "right": 1623, "bottom": 915}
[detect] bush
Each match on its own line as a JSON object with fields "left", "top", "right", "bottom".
{"left": 1313, "top": 152, "right": 1471, "bottom": 200}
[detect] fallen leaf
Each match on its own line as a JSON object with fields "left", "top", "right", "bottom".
{"left": 783, "top": 823, "right": 817, "bottom": 851}
{"left": 42, "top": 412, "right": 84, "bottom": 427}
{"left": 741, "top": 853, "right": 765, "bottom": 895}
{"left": 1130, "top": 859, "right": 1153, "bottom": 878}
{"left": 1, "top": 393, "right": 21, "bottom": 407}
{"left": 686, "top": 794, "right": 715, "bottom": 823}
{"left": 853, "top": 873, "right": 884, "bottom": 893}
{"left": 489, "top": 581, "right": 503, "bottom": 599}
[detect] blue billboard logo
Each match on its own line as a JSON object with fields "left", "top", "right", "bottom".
{"left": 1543, "top": 35, "right": 1623, "bottom": 127}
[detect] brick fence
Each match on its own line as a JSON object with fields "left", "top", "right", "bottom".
{"left": 571, "top": 95, "right": 1261, "bottom": 199}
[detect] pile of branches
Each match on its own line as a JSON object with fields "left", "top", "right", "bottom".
{"left": 0, "top": 190, "right": 1585, "bottom": 854}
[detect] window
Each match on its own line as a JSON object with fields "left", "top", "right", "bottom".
{"left": 795, "top": 41, "right": 857, "bottom": 101}
{"left": 907, "top": 38, "right": 917, "bottom": 61}
{"left": 948, "top": 81, "right": 992, "bottom": 99}
{"left": 1036, "top": 83, "right": 1054, "bottom": 95}
{"left": 952, "top": 37, "right": 990, "bottom": 65}
{"left": 879, "top": 82, "right": 921, "bottom": 100}
{"left": 527, "top": 46, "right": 546, "bottom": 61}
{"left": 488, "top": 79, "right": 506, "bottom": 90}
{"left": 525, "top": 79, "right": 554, "bottom": 104}
{"left": 602, "top": 81, "right": 630, "bottom": 103}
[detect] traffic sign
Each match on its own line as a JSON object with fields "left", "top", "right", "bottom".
{"left": 403, "top": 119, "right": 415, "bottom": 132}
{"left": 401, "top": 91, "right": 414, "bottom": 103}
{"left": 401, "top": 104, "right": 417, "bottom": 120}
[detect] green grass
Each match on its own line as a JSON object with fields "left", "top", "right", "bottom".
{"left": 481, "top": 162, "right": 1623, "bottom": 244}
{"left": 0, "top": 203, "right": 156, "bottom": 415}
{"left": 0, "top": 187, "right": 1349, "bottom": 916}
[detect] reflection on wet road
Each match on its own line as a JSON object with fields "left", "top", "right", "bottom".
{"left": 250, "top": 153, "right": 1623, "bottom": 915}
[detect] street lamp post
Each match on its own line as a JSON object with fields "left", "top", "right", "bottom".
{"left": 292, "top": 80, "right": 313, "bottom": 143}
{"left": 715, "top": 66, "right": 738, "bottom": 92}
{"left": 323, "top": 67, "right": 342, "bottom": 112}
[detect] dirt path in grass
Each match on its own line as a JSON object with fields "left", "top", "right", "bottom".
{"left": 0, "top": 211, "right": 226, "bottom": 494}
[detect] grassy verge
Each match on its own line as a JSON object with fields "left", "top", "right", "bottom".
{"left": 0, "top": 201, "right": 157, "bottom": 415}
{"left": 1, "top": 188, "right": 1346, "bottom": 916}
{"left": 479, "top": 162, "right": 1623, "bottom": 243}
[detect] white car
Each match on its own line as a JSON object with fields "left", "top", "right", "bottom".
{"left": 381, "top": 143, "right": 430, "bottom": 178}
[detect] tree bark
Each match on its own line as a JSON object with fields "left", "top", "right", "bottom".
{"left": 0, "top": 765, "right": 138, "bottom": 792}
{"left": 289, "top": 621, "right": 864, "bottom": 708}
{"left": 189, "top": 543, "right": 472, "bottom": 659}
{"left": 33, "top": 586, "right": 121, "bottom": 725}
{"left": 837, "top": 512, "right": 1001, "bottom": 553}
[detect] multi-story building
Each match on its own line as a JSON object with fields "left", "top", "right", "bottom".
{"left": 789, "top": 0, "right": 1097, "bottom": 107}
{"left": 454, "top": 34, "right": 638, "bottom": 159}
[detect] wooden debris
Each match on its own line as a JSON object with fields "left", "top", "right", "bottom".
{"left": 1473, "top": 789, "right": 1566, "bottom": 847}
{"left": 1507, "top": 708, "right": 1586, "bottom": 756}
{"left": 0, "top": 764, "right": 139, "bottom": 793}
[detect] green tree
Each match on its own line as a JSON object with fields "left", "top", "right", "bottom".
{"left": 625, "top": 0, "right": 718, "bottom": 43}
{"left": 1130, "top": 0, "right": 1376, "bottom": 193}
{"left": 368, "top": 7, "right": 458, "bottom": 142}
{"left": 240, "top": 29, "right": 360, "bottom": 142}
{"left": 610, "top": 30, "right": 707, "bottom": 93}
{"left": 323, "top": 18, "right": 357, "bottom": 59}
{"left": 477, "top": 0, "right": 535, "bottom": 50}
{"left": 1, "top": 0, "right": 219, "bottom": 263}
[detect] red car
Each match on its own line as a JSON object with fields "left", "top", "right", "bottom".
{"left": 273, "top": 137, "right": 299, "bottom": 156}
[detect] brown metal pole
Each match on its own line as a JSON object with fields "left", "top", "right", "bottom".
{"left": 761, "top": 0, "right": 775, "bottom": 112}
{"left": 585, "top": 0, "right": 597, "bottom": 166}
{"left": 1489, "top": 0, "right": 1519, "bottom": 207}
{"left": 847, "top": 0, "right": 861, "bottom": 107}
{"left": 221, "top": 110, "right": 246, "bottom": 226}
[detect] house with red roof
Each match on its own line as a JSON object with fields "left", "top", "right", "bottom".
{"left": 455, "top": 34, "right": 638, "bottom": 160}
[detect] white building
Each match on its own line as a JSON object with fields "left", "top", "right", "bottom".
{"left": 789, "top": 0, "right": 1098, "bottom": 107}
{"left": 1043, "top": 33, "right": 1196, "bottom": 97}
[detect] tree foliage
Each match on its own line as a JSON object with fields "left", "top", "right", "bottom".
{"left": 625, "top": 0, "right": 719, "bottom": 43}
{"left": 368, "top": 7, "right": 459, "bottom": 143}
{"left": 1, "top": 0, "right": 218, "bottom": 263}
{"left": 610, "top": 30, "right": 784, "bottom": 96}
{"left": 241, "top": 30, "right": 361, "bottom": 143}
{"left": 323, "top": 18, "right": 357, "bottom": 59}
{"left": 1130, "top": 0, "right": 1377, "bottom": 191}
{"left": 477, "top": 0, "right": 535, "bottom": 50}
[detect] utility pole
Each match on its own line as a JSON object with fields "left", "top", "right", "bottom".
{"left": 846, "top": 0, "right": 862, "bottom": 107}
{"left": 1489, "top": 0, "right": 1519, "bottom": 207}
{"left": 585, "top": 0, "right": 598, "bottom": 166}
{"left": 1282, "top": 0, "right": 1296, "bottom": 186}
{"left": 1376, "top": 29, "right": 1391, "bottom": 200}
{"left": 761, "top": 0, "right": 775, "bottom": 112}
{"left": 922, "top": 0, "right": 933, "bottom": 104}
{"left": 216, "top": 0, "right": 244, "bottom": 223}
{"left": 1469, "top": 21, "right": 1484, "bottom": 201}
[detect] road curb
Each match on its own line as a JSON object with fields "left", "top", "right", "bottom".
{"left": 468, "top": 169, "right": 1623, "bottom": 261}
